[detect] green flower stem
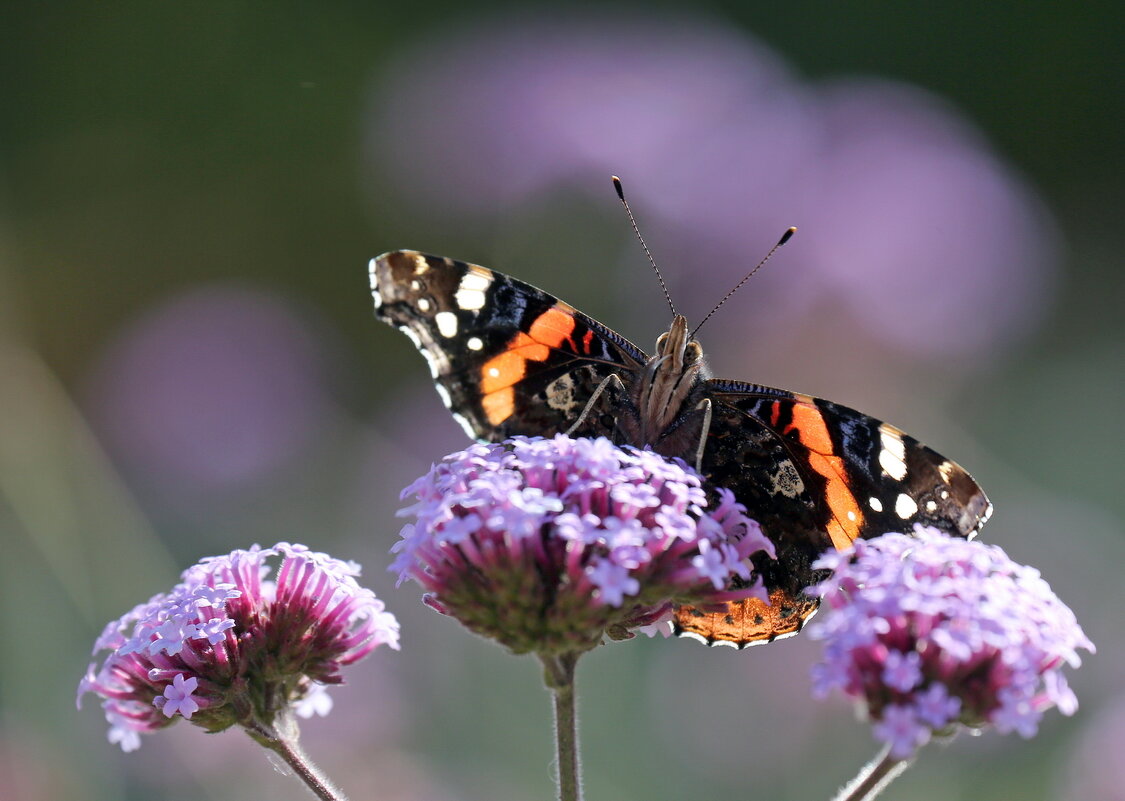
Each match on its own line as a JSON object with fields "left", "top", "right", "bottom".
{"left": 832, "top": 743, "right": 913, "bottom": 801}
{"left": 542, "top": 652, "right": 583, "bottom": 801}
{"left": 246, "top": 711, "right": 348, "bottom": 801}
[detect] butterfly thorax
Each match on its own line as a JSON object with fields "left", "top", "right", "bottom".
{"left": 624, "top": 315, "right": 712, "bottom": 450}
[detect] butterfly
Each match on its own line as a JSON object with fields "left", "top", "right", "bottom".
{"left": 368, "top": 244, "right": 991, "bottom": 647}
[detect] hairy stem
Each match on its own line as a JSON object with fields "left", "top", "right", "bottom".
{"left": 246, "top": 711, "right": 348, "bottom": 801}
{"left": 542, "top": 652, "right": 582, "bottom": 801}
{"left": 832, "top": 743, "right": 913, "bottom": 801}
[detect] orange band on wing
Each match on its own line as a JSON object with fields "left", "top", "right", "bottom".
{"left": 482, "top": 387, "right": 515, "bottom": 425}
{"left": 789, "top": 402, "right": 835, "bottom": 455}
{"left": 479, "top": 305, "right": 577, "bottom": 425}
{"left": 480, "top": 350, "right": 527, "bottom": 394}
{"left": 786, "top": 400, "right": 864, "bottom": 550}
{"left": 527, "top": 307, "right": 577, "bottom": 349}
{"left": 509, "top": 332, "right": 551, "bottom": 362}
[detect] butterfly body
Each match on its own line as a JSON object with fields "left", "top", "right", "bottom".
{"left": 370, "top": 249, "right": 992, "bottom": 647}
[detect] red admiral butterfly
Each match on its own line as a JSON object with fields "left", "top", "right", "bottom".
{"left": 369, "top": 221, "right": 991, "bottom": 648}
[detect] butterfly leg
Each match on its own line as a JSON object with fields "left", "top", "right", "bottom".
{"left": 692, "top": 398, "right": 713, "bottom": 473}
{"left": 565, "top": 373, "right": 627, "bottom": 436}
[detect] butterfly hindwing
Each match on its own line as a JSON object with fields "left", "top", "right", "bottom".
{"left": 674, "top": 589, "right": 820, "bottom": 648}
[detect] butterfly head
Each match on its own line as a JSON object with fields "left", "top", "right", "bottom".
{"left": 653, "top": 315, "right": 704, "bottom": 375}
{"left": 636, "top": 315, "right": 711, "bottom": 441}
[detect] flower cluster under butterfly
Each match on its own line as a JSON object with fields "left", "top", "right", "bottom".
{"left": 392, "top": 434, "right": 775, "bottom": 655}
{"left": 369, "top": 194, "right": 992, "bottom": 647}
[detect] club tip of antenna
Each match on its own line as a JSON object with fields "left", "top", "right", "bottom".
{"left": 778, "top": 226, "right": 797, "bottom": 246}
{"left": 611, "top": 175, "right": 625, "bottom": 201}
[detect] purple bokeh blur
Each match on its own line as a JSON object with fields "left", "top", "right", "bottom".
{"left": 86, "top": 284, "right": 337, "bottom": 505}
{"left": 367, "top": 11, "right": 1057, "bottom": 360}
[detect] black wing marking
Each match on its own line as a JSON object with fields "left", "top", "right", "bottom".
{"left": 370, "top": 250, "right": 647, "bottom": 441}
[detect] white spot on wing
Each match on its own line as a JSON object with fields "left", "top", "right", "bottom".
{"left": 488, "top": 367, "right": 500, "bottom": 378}
{"left": 417, "top": 297, "right": 431, "bottom": 312}
{"left": 459, "top": 270, "right": 492, "bottom": 292}
{"left": 435, "top": 311, "right": 458, "bottom": 338}
{"left": 878, "top": 425, "right": 908, "bottom": 481}
{"left": 434, "top": 384, "right": 453, "bottom": 409}
{"left": 869, "top": 497, "right": 883, "bottom": 512}
{"left": 455, "top": 288, "right": 487, "bottom": 311}
{"left": 454, "top": 269, "right": 492, "bottom": 312}
{"left": 925, "top": 500, "right": 937, "bottom": 513}
{"left": 411, "top": 254, "right": 429, "bottom": 275}
{"left": 467, "top": 336, "right": 483, "bottom": 351}
{"left": 895, "top": 493, "right": 919, "bottom": 519}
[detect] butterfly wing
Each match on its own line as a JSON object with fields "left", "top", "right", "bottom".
{"left": 370, "top": 250, "right": 647, "bottom": 441}
{"left": 674, "top": 380, "right": 992, "bottom": 647}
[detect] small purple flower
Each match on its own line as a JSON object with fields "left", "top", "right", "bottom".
{"left": 155, "top": 674, "right": 200, "bottom": 719}
{"left": 882, "top": 650, "right": 923, "bottom": 693}
{"left": 190, "top": 584, "right": 241, "bottom": 608}
{"left": 913, "top": 683, "right": 962, "bottom": 730}
{"left": 691, "top": 539, "right": 729, "bottom": 590}
{"left": 293, "top": 682, "right": 334, "bottom": 720}
{"left": 79, "top": 543, "right": 400, "bottom": 751}
{"left": 586, "top": 559, "right": 641, "bottom": 607}
{"left": 392, "top": 435, "right": 775, "bottom": 655}
{"left": 149, "top": 617, "right": 195, "bottom": 656}
{"left": 809, "top": 525, "right": 1093, "bottom": 758}
{"left": 105, "top": 711, "right": 143, "bottom": 753}
{"left": 872, "top": 704, "right": 931, "bottom": 759}
{"left": 193, "top": 617, "right": 236, "bottom": 646}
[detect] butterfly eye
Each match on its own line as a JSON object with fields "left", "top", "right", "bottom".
{"left": 684, "top": 341, "right": 703, "bottom": 364}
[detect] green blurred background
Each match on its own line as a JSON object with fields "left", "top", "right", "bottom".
{"left": 2, "top": 2, "right": 1121, "bottom": 800}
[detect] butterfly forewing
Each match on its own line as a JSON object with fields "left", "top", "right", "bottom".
{"left": 371, "top": 250, "right": 646, "bottom": 441}
{"left": 704, "top": 381, "right": 991, "bottom": 543}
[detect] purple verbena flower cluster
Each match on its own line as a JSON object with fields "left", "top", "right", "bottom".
{"left": 392, "top": 435, "right": 775, "bottom": 655}
{"left": 78, "top": 543, "right": 400, "bottom": 751}
{"left": 809, "top": 525, "right": 1094, "bottom": 759}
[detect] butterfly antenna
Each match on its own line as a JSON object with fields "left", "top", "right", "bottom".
{"left": 613, "top": 176, "right": 676, "bottom": 316}
{"left": 691, "top": 226, "right": 797, "bottom": 339}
